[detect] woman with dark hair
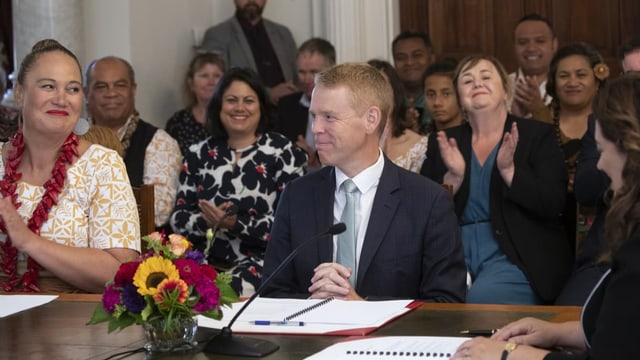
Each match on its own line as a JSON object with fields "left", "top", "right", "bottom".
{"left": 450, "top": 71, "right": 640, "bottom": 360}
{"left": 534, "top": 42, "right": 609, "bottom": 258}
{"left": 368, "top": 59, "right": 428, "bottom": 172}
{"left": 165, "top": 52, "right": 225, "bottom": 156}
{"left": 0, "top": 39, "right": 139, "bottom": 293}
{"left": 170, "top": 67, "right": 307, "bottom": 296}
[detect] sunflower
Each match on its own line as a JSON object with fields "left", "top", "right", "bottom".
{"left": 133, "top": 256, "right": 180, "bottom": 296}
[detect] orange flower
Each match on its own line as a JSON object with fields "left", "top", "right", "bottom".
{"left": 154, "top": 278, "right": 189, "bottom": 308}
{"left": 168, "top": 234, "right": 191, "bottom": 256}
{"left": 594, "top": 63, "right": 610, "bottom": 81}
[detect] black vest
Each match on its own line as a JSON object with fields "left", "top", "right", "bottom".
{"left": 123, "top": 120, "right": 158, "bottom": 187}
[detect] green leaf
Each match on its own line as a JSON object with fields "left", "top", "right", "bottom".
{"left": 86, "top": 304, "right": 110, "bottom": 325}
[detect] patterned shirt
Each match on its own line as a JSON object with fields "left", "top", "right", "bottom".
{"left": 170, "top": 132, "right": 307, "bottom": 259}
{"left": 390, "top": 135, "right": 429, "bottom": 173}
{"left": 142, "top": 129, "right": 182, "bottom": 227}
{"left": 165, "top": 108, "right": 210, "bottom": 157}
{"left": 115, "top": 116, "right": 182, "bottom": 227}
{"left": 0, "top": 145, "right": 140, "bottom": 291}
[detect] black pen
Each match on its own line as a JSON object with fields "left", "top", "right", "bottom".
{"left": 459, "top": 329, "right": 498, "bottom": 336}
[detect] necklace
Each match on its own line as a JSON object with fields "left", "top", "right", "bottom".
{"left": 0, "top": 130, "right": 78, "bottom": 292}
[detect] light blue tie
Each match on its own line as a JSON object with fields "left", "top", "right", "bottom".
{"left": 337, "top": 179, "right": 358, "bottom": 287}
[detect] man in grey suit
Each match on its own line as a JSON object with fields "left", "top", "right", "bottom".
{"left": 262, "top": 63, "right": 467, "bottom": 302}
{"left": 201, "top": 0, "right": 298, "bottom": 105}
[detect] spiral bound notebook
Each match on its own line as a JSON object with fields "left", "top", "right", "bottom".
{"left": 284, "top": 297, "right": 334, "bottom": 321}
{"left": 305, "top": 336, "right": 469, "bottom": 359}
{"left": 198, "top": 297, "right": 418, "bottom": 335}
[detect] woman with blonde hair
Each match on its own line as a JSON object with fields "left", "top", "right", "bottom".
{"left": 422, "top": 54, "right": 570, "bottom": 304}
{"left": 166, "top": 52, "right": 225, "bottom": 155}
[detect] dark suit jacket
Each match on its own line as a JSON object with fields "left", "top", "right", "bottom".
{"left": 275, "top": 92, "right": 308, "bottom": 143}
{"left": 545, "top": 228, "right": 640, "bottom": 360}
{"left": 421, "top": 115, "right": 573, "bottom": 303}
{"left": 263, "top": 157, "right": 467, "bottom": 302}
{"left": 200, "top": 16, "right": 297, "bottom": 84}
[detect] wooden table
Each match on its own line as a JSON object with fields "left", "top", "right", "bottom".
{"left": 0, "top": 294, "right": 581, "bottom": 359}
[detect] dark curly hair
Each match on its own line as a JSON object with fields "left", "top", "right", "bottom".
{"left": 546, "top": 42, "right": 606, "bottom": 102}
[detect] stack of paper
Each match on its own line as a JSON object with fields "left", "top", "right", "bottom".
{"left": 305, "top": 336, "right": 469, "bottom": 359}
{"left": 198, "top": 297, "right": 417, "bottom": 335}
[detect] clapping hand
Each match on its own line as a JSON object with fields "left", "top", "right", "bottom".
{"left": 512, "top": 76, "right": 546, "bottom": 117}
{"left": 496, "top": 122, "right": 519, "bottom": 187}
{"left": 436, "top": 130, "right": 465, "bottom": 194}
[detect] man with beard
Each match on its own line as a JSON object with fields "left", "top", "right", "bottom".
{"left": 201, "top": 0, "right": 298, "bottom": 105}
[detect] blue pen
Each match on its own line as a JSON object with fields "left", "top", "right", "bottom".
{"left": 251, "top": 320, "right": 305, "bottom": 326}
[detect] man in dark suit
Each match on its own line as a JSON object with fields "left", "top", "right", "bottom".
{"left": 263, "top": 63, "right": 466, "bottom": 302}
{"left": 200, "top": 0, "right": 298, "bottom": 105}
{"left": 276, "top": 38, "right": 336, "bottom": 169}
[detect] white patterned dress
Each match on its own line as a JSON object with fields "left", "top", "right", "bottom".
{"left": 391, "top": 135, "right": 429, "bottom": 173}
{"left": 0, "top": 144, "right": 140, "bottom": 292}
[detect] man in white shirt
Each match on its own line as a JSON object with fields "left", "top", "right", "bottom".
{"left": 509, "top": 13, "right": 558, "bottom": 119}
{"left": 85, "top": 56, "right": 181, "bottom": 229}
{"left": 263, "top": 63, "right": 466, "bottom": 302}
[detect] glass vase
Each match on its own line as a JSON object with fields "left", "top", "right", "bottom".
{"left": 142, "top": 316, "right": 198, "bottom": 353}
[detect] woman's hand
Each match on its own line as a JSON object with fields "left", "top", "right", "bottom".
{"left": 0, "top": 197, "right": 37, "bottom": 252}
{"left": 198, "top": 200, "right": 238, "bottom": 230}
{"left": 436, "top": 131, "right": 465, "bottom": 194}
{"left": 497, "top": 122, "right": 519, "bottom": 187}
{"left": 451, "top": 336, "right": 550, "bottom": 360}
{"left": 491, "top": 317, "right": 560, "bottom": 348}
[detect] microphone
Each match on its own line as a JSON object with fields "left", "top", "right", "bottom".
{"left": 203, "top": 223, "right": 346, "bottom": 357}
{"left": 204, "top": 204, "right": 239, "bottom": 256}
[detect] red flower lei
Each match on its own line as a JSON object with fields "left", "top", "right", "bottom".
{"left": 0, "top": 130, "right": 79, "bottom": 292}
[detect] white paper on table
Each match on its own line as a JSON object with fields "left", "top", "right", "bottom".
{"left": 198, "top": 297, "right": 415, "bottom": 335}
{"left": 305, "top": 336, "right": 470, "bottom": 359}
{"left": 0, "top": 294, "right": 58, "bottom": 317}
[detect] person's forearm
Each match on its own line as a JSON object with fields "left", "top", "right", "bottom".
{"left": 23, "top": 238, "right": 137, "bottom": 292}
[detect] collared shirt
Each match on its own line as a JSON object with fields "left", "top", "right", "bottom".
{"left": 115, "top": 116, "right": 182, "bottom": 227}
{"left": 298, "top": 93, "right": 315, "bottom": 149}
{"left": 236, "top": 12, "right": 285, "bottom": 87}
{"left": 332, "top": 150, "right": 385, "bottom": 268}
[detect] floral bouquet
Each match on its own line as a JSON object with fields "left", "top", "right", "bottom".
{"left": 88, "top": 232, "right": 238, "bottom": 351}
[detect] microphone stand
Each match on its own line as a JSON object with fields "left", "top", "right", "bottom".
{"left": 203, "top": 223, "right": 346, "bottom": 357}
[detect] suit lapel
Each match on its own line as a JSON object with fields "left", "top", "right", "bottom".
{"left": 230, "top": 18, "right": 257, "bottom": 69}
{"left": 315, "top": 167, "right": 336, "bottom": 263}
{"left": 357, "top": 159, "right": 400, "bottom": 287}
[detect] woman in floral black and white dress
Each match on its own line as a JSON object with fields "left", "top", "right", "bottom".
{"left": 170, "top": 68, "right": 307, "bottom": 296}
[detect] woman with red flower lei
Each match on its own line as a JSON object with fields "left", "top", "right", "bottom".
{"left": 0, "top": 39, "right": 140, "bottom": 293}
{"left": 169, "top": 68, "right": 307, "bottom": 297}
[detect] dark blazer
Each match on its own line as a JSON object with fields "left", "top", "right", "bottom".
{"left": 263, "top": 157, "right": 467, "bottom": 302}
{"left": 275, "top": 92, "right": 308, "bottom": 143}
{"left": 200, "top": 16, "right": 297, "bottom": 84}
{"left": 545, "top": 228, "right": 640, "bottom": 360}
{"left": 421, "top": 115, "right": 573, "bottom": 303}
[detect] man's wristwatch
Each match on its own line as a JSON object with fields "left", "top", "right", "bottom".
{"left": 501, "top": 342, "right": 518, "bottom": 360}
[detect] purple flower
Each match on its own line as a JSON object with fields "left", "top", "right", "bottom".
{"left": 193, "top": 281, "right": 220, "bottom": 312}
{"left": 122, "top": 283, "right": 146, "bottom": 313}
{"left": 102, "top": 284, "right": 122, "bottom": 314}
{"left": 185, "top": 250, "right": 205, "bottom": 264}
